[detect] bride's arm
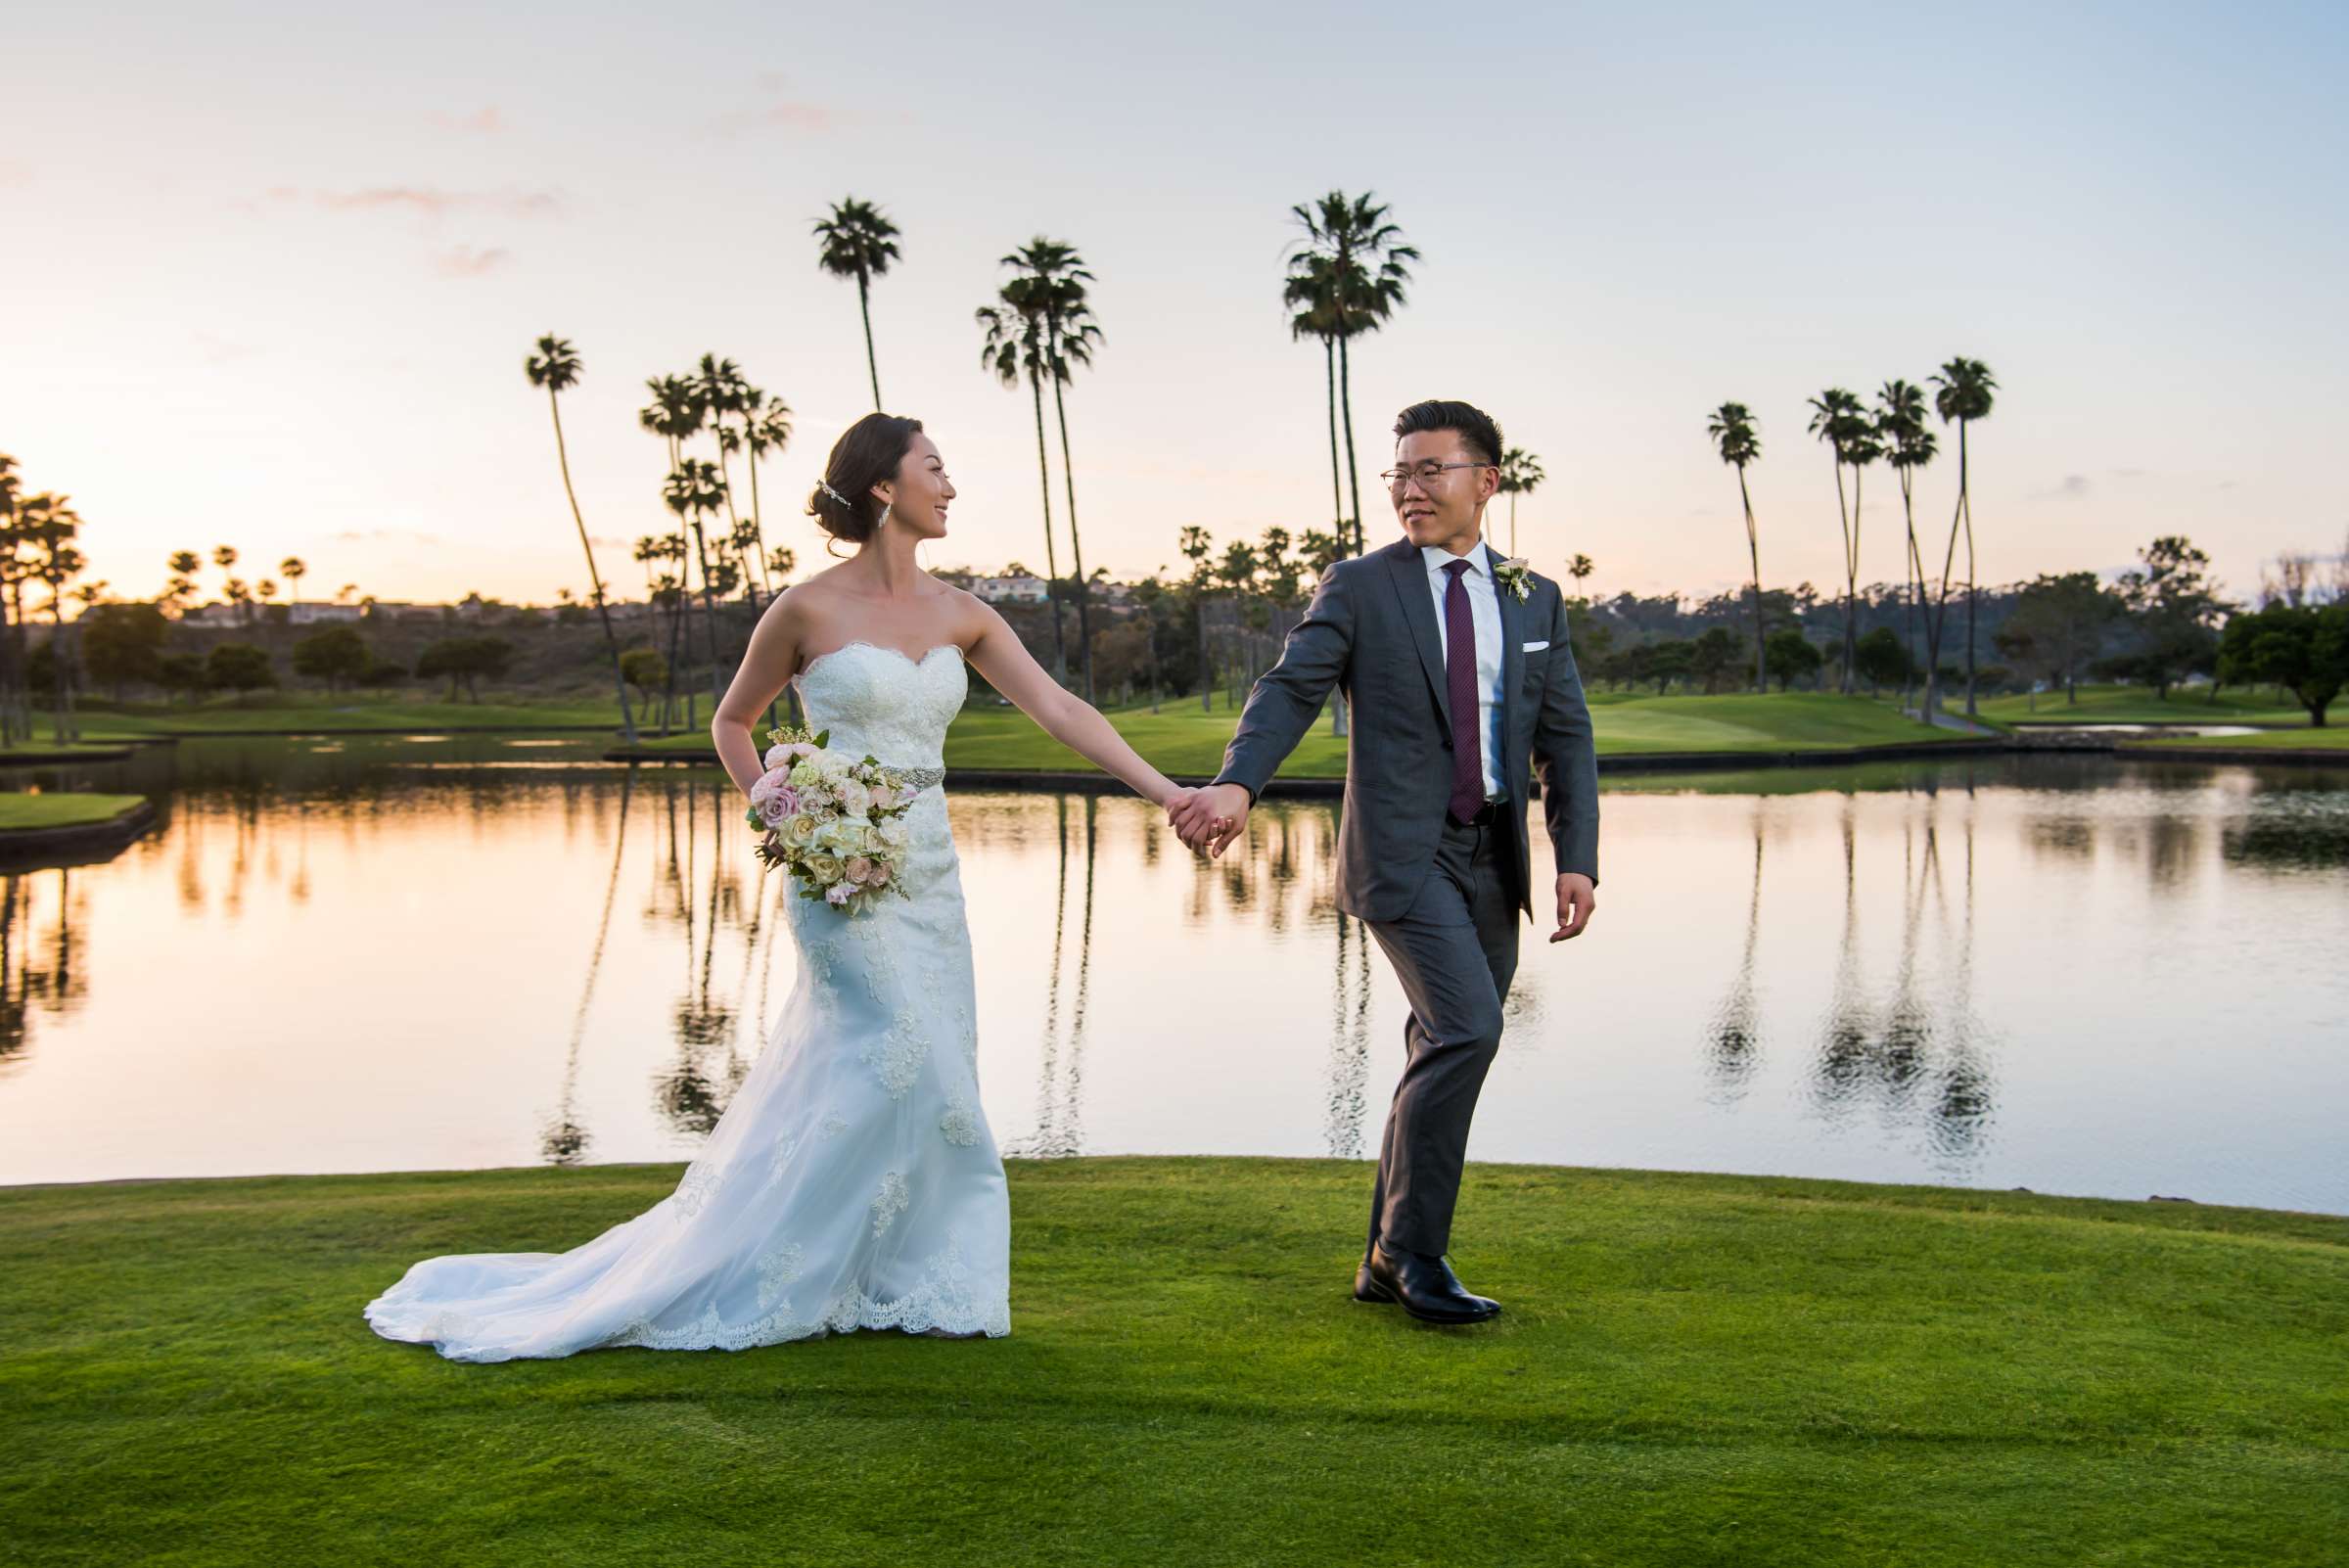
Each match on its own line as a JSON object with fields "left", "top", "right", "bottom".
{"left": 712, "top": 595, "right": 804, "bottom": 796}
{"left": 965, "top": 603, "right": 1187, "bottom": 809}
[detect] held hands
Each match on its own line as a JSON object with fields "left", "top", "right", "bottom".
{"left": 1551, "top": 872, "right": 1596, "bottom": 944}
{"left": 1168, "top": 782, "right": 1252, "bottom": 858}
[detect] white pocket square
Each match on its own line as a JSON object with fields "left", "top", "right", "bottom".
{"left": 1521, "top": 639, "right": 1550, "bottom": 652}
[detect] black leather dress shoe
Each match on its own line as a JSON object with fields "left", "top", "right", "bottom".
{"left": 1359, "top": 1242, "right": 1501, "bottom": 1325}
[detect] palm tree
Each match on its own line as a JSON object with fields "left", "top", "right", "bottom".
{"left": 1875, "top": 380, "right": 1937, "bottom": 711}
{"left": 1034, "top": 251, "right": 1105, "bottom": 705}
{"left": 641, "top": 376, "right": 714, "bottom": 715}
{"left": 1283, "top": 252, "right": 1348, "bottom": 553}
{"left": 663, "top": 458, "right": 730, "bottom": 711}
{"left": 1497, "top": 447, "right": 1545, "bottom": 557}
{"left": 527, "top": 335, "right": 640, "bottom": 743}
{"left": 1707, "top": 402, "right": 1767, "bottom": 693}
{"left": 26, "top": 502, "right": 82, "bottom": 741}
{"left": 163, "top": 550, "right": 202, "bottom": 615}
{"left": 1807, "top": 388, "right": 1869, "bottom": 692}
{"left": 742, "top": 394, "right": 792, "bottom": 601}
{"left": 979, "top": 273, "right": 1067, "bottom": 681}
{"left": 1568, "top": 553, "right": 1594, "bottom": 595}
{"left": 1931, "top": 357, "right": 1998, "bottom": 716}
{"left": 812, "top": 197, "right": 900, "bottom": 408}
{"left": 1289, "top": 192, "right": 1417, "bottom": 562}
{"left": 694, "top": 355, "right": 756, "bottom": 599}
{"left": 211, "top": 545, "right": 245, "bottom": 626}
{"left": 279, "top": 556, "right": 306, "bottom": 612}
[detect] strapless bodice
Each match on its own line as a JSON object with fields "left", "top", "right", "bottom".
{"left": 793, "top": 642, "right": 967, "bottom": 769}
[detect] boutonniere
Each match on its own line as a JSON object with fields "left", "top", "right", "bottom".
{"left": 1492, "top": 557, "right": 1534, "bottom": 603}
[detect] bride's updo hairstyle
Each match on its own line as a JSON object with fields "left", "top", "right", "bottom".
{"left": 806, "top": 412, "right": 925, "bottom": 548}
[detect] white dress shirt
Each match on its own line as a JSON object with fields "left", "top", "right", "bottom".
{"left": 1420, "top": 541, "right": 1506, "bottom": 803}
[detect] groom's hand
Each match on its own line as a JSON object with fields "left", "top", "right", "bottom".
{"left": 1550, "top": 872, "right": 1596, "bottom": 943}
{"left": 1172, "top": 783, "right": 1251, "bottom": 858}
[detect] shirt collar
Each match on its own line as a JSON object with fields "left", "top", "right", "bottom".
{"left": 1421, "top": 540, "right": 1492, "bottom": 577}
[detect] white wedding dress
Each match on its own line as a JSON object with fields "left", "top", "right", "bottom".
{"left": 365, "top": 641, "right": 1010, "bottom": 1360}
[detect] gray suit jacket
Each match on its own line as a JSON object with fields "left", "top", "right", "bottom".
{"left": 1212, "top": 536, "right": 1600, "bottom": 924}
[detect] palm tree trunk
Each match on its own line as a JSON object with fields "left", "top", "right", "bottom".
{"left": 857, "top": 272, "right": 882, "bottom": 409}
{"left": 1738, "top": 466, "right": 1765, "bottom": 693}
{"left": 1899, "top": 471, "right": 1920, "bottom": 712}
{"left": 1322, "top": 336, "right": 1344, "bottom": 540}
{"left": 1049, "top": 375, "right": 1094, "bottom": 705}
{"left": 550, "top": 391, "right": 639, "bottom": 745}
{"left": 746, "top": 447, "right": 772, "bottom": 600}
{"left": 1337, "top": 331, "right": 1363, "bottom": 558}
{"left": 1029, "top": 372, "right": 1066, "bottom": 681}
{"left": 689, "top": 514, "right": 724, "bottom": 710}
{"left": 1922, "top": 465, "right": 1967, "bottom": 718}
{"left": 47, "top": 605, "right": 65, "bottom": 744}
{"left": 1845, "top": 464, "right": 1865, "bottom": 694}
{"left": 1960, "top": 426, "right": 1978, "bottom": 716}
{"left": 663, "top": 578, "right": 685, "bottom": 734}
{"left": 1829, "top": 457, "right": 1853, "bottom": 695}
{"left": 1330, "top": 334, "right": 1358, "bottom": 739}
{"left": 710, "top": 415, "right": 751, "bottom": 612}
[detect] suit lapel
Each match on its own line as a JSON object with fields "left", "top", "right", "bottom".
{"left": 1490, "top": 542, "right": 1527, "bottom": 775}
{"left": 1383, "top": 540, "right": 1451, "bottom": 732}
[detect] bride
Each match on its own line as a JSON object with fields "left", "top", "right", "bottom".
{"left": 366, "top": 412, "right": 1205, "bottom": 1360}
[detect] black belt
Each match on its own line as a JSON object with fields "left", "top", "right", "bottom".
{"left": 1448, "top": 799, "right": 1503, "bottom": 828}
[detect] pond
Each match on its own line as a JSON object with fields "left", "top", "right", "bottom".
{"left": 2, "top": 737, "right": 2344, "bottom": 1214}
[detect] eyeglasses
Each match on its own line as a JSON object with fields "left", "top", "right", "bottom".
{"left": 1379, "top": 461, "right": 1494, "bottom": 491}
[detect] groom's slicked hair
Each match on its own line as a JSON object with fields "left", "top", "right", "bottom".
{"left": 1393, "top": 399, "right": 1503, "bottom": 469}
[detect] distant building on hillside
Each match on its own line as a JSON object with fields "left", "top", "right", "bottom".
{"left": 288, "top": 603, "right": 363, "bottom": 625}
{"left": 973, "top": 573, "right": 1049, "bottom": 607}
{"left": 179, "top": 603, "right": 246, "bottom": 628}
{"left": 364, "top": 601, "right": 452, "bottom": 624}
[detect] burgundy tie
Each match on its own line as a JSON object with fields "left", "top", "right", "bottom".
{"left": 1442, "top": 560, "right": 1483, "bottom": 823}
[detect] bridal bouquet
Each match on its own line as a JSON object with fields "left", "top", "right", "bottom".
{"left": 746, "top": 722, "right": 920, "bottom": 913}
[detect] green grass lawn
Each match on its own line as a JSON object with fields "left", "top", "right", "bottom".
{"left": 2, "top": 1158, "right": 2340, "bottom": 1566}
{"left": 65, "top": 694, "right": 624, "bottom": 736}
{"left": 623, "top": 693, "right": 1960, "bottom": 774}
{"left": 0, "top": 792, "right": 148, "bottom": 831}
{"left": 1976, "top": 683, "right": 2311, "bottom": 726}
{"left": 2125, "top": 725, "right": 2346, "bottom": 752}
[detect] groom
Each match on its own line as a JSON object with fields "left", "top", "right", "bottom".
{"left": 1172, "top": 398, "right": 1599, "bottom": 1325}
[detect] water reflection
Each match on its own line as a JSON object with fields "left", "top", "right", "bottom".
{"left": 1803, "top": 786, "right": 1998, "bottom": 1168}
{"left": 0, "top": 871, "right": 86, "bottom": 1073}
{"left": 1707, "top": 813, "right": 1766, "bottom": 1100}
{"left": 1, "top": 740, "right": 2344, "bottom": 1212}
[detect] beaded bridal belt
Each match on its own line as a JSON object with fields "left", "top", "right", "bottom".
{"left": 890, "top": 765, "right": 946, "bottom": 794}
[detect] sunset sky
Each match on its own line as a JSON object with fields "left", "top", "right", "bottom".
{"left": 5, "top": 1, "right": 2343, "bottom": 611}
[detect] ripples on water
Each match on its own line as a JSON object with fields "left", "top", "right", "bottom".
{"left": 0, "top": 737, "right": 2343, "bottom": 1212}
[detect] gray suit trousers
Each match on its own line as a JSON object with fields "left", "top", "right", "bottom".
{"left": 1362, "top": 810, "right": 1521, "bottom": 1257}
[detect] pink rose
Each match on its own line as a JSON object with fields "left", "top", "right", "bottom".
{"left": 867, "top": 862, "right": 891, "bottom": 887}
{"left": 758, "top": 786, "right": 800, "bottom": 828}
{"left": 844, "top": 855, "right": 874, "bottom": 885}
{"left": 749, "top": 769, "right": 789, "bottom": 811}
